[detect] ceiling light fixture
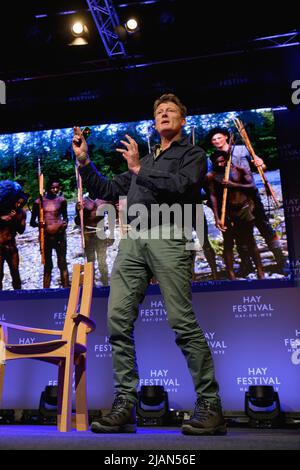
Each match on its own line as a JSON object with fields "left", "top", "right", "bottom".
{"left": 125, "top": 18, "right": 139, "bottom": 34}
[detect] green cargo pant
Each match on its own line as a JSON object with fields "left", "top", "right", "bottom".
{"left": 108, "top": 232, "right": 220, "bottom": 405}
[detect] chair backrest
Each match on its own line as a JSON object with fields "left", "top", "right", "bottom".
{"left": 61, "top": 262, "right": 94, "bottom": 345}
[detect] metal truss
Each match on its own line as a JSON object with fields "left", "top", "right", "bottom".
{"left": 86, "top": 0, "right": 127, "bottom": 58}
{"left": 253, "top": 31, "right": 300, "bottom": 51}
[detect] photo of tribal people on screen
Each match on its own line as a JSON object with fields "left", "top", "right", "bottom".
{"left": 0, "top": 108, "right": 289, "bottom": 291}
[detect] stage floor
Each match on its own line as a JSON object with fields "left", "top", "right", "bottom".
{"left": 0, "top": 425, "right": 299, "bottom": 450}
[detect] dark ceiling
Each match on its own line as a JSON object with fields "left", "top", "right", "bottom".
{"left": 1, "top": 0, "right": 300, "bottom": 132}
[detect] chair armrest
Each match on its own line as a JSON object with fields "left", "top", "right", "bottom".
{"left": 71, "top": 314, "right": 96, "bottom": 333}
{"left": 0, "top": 321, "right": 62, "bottom": 336}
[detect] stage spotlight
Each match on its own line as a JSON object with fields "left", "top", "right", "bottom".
{"left": 137, "top": 385, "right": 170, "bottom": 425}
{"left": 21, "top": 409, "right": 40, "bottom": 424}
{"left": 69, "top": 21, "right": 89, "bottom": 46}
{"left": 72, "top": 21, "right": 84, "bottom": 36}
{"left": 125, "top": 18, "right": 139, "bottom": 33}
{"left": 114, "top": 18, "right": 140, "bottom": 43}
{"left": 38, "top": 385, "right": 101, "bottom": 425}
{"left": 0, "top": 409, "right": 15, "bottom": 424}
{"left": 244, "top": 385, "right": 283, "bottom": 428}
{"left": 38, "top": 385, "right": 58, "bottom": 424}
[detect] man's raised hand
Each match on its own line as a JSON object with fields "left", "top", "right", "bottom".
{"left": 116, "top": 134, "right": 141, "bottom": 175}
{"left": 72, "top": 126, "right": 89, "bottom": 165}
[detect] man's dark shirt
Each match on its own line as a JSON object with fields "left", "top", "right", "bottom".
{"left": 79, "top": 137, "right": 206, "bottom": 230}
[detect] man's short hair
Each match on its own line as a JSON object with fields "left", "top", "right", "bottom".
{"left": 153, "top": 93, "right": 187, "bottom": 117}
{"left": 0, "top": 180, "right": 27, "bottom": 215}
{"left": 207, "top": 127, "right": 230, "bottom": 142}
{"left": 46, "top": 179, "right": 61, "bottom": 191}
{"left": 210, "top": 150, "right": 230, "bottom": 165}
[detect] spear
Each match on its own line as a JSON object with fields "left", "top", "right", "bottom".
{"left": 233, "top": 117, "right": 279, "bottom": 207}
{"left": 37, "top": 156, "right": 45, "bottom": 265}
{"left": 147, "top": 125, "right": 152, "bottom": 154}
{"left": 74, "top": 127, "right": 91, "bottom": 254}
{"left": 75, "top": 164, "right": 85, "bottom": 253}
{"left": 190, "top": 126, "right": 196, "bottom": 146}
{"left": 220, "top": 134, "right": 234, "bottom": 226}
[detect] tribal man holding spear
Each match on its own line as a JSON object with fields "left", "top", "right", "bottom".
{"left": 206, "top": 150, "right": 265, "bottom": 280}
{"left": 207, "top": 127, "right": 286, "bottom": 275}
{"left": 30, "top": 179, "right": 69, "bottom": 288}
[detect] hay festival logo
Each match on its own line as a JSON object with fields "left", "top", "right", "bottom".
{"left": 140, "top": 369, "right": 180, "bottom": 394}
{"left": 94, "top": 336, "right": 112, "bottom": 359}
{"left": 205, "top": 331, "right": 227, "bottom": 355}
{"left": 284, "top": 329, "right": 300, "bottom": 354}
{"left": 53, "top": 304, "right": 67, "bottom": 326}
{"left": 233, "top": 295, "right": 275, "bottom": 319}
{"left": 18, "top": 337, "right": 36, "bottom": 345}
{"left": 139, "top": 299, "right": 168, "bottom": 323}
{"left": 284, "top": 198, "right": 300, "bottom": 218}
{"left": 237, "top": 366, "right": 281, "bottom": 392}
{"left": 289, "top": 260, "right": 300, "bottom": 280}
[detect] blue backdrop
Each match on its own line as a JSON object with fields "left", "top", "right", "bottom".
{"left": 0, "top": 280, "right": 299, "bottom": 412}
{"left": 1, "top": 107, "right": 300, "bottom": 413}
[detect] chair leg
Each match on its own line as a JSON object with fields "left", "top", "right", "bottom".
{"left": 75, "top": 354, "right": 88, "bottom": 431}
{"left": 57, "top": 361, "right": 65, "bottom": 431}
{"left": 57, "top": 354, "right": 74, "bottom": 432}
{"left": 0, "top": 364, "right": 5, "bottom": 408}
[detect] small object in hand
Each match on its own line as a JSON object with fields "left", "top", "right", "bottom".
{"left": 73, "top": 126, "right": 91, "bottom": 147}
{"left": 82, "top": 127, "right": 91, "bottom": 139}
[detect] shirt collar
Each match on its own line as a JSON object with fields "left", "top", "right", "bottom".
{"left": 152, "top": 136, "right": 189, "bottom": 157}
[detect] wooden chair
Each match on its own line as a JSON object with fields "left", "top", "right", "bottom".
{"left": 0, "top": 262, "right": 95, "bottom": 432}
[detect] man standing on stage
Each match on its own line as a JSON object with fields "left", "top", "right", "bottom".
{"left": 72, "top": 94, "right": 226, "bottom": 436}
{"left": 30, "top": 180, "right": 69, "bottom": 288}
